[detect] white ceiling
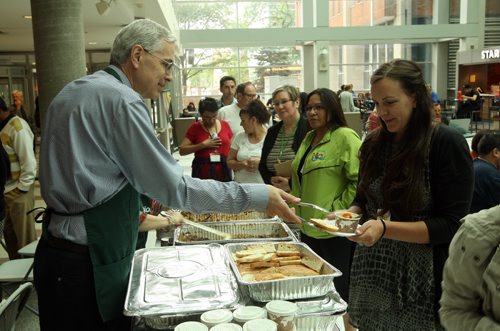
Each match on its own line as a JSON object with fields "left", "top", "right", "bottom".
{"left": 0, "top": 0, "right": 171, "bottom": 53}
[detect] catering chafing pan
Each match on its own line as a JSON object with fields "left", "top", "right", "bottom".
{"left": 182, "top": 210, "right": 267, "bottom": 222}
{"left": 124, "top": 245, "right": 239, "bottom": 318}
{"left": 225, "top": 242, "right": 342, "bottom": 302}
{"left": 171, "top": 220, "right": 297, "bottom": 245}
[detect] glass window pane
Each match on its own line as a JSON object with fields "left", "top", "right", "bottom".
{"left": 329, "top": 0, "right": 434, "bottom": 27}
{"left": 181, "top": 46, "right": 302, "bottom": 105}
{"left": 174, "top": 1, "right": 300, "bottom": 30}
{"left": 328, "top": 43, "right": 432, "bottom": 91}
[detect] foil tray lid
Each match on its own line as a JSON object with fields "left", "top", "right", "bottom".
{"left": 295, "top": 290, "right": 347, "bottom": 316}
{"left": 124, "top": 244, "right": 239, "bottom": 317}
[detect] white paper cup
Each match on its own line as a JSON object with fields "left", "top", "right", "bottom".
{"left": 232, "top": 306, "right": 267, "bottom": 325}
{"left": 210, "top": 323, "right": 243, "bottom": 331}
{"left": 265, "top": 300, "right": 297, "bottom": 331}
{"left": 242, "top": 318, "right": 277, "bottom": 331}
{"left": 201, "top": 309, "right": 233, "bottom": 328}
{"left": 334, "top": 211, "right": 361, "bottom": 233}
{"left": 174, "top": 321, "right": 209, "bottom": 331}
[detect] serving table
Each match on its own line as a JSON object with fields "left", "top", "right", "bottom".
{"left": 128, "top": 217, "right": 347, "bottom": 331}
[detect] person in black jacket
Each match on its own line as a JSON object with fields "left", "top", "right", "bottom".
{"left": 258, "top": 85, "right": 309, "bottom": 192}
{"left": 340, "top": 59, "right": 473, "bottom": 330}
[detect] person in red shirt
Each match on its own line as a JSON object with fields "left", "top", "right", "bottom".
{"left": 179, "top": 97, "right": 233, "bottom": 181}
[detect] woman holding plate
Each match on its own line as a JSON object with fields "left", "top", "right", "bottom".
{"left": 340, "top": 59, "right": 473, "bottom": 330}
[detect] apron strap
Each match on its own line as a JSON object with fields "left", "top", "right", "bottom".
{"left": 103, "top": 67, "right": 123, "bottom": 83}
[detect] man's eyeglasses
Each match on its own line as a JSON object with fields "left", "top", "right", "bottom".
{"left": 143, "top": 48, "right": 176, "bottom": 74}
{"left": 272, "top": 99, "right": 291, "bottom": 108}
{"left": 305, "top": 104, "right": 326, "bottom": 112}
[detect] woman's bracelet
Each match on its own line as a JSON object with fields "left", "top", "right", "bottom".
{"left": 378, "top": 218, "right": 386, "bottom": 242}
{"left": 139, "top": 212, "right": 147, "bottom": 224}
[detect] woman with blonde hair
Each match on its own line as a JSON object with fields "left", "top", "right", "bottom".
{"left": 258, "top": 85, "right": 309, "bottom": 192}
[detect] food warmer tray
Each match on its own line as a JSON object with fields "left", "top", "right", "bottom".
{"left": 225, "top": 242, "right": 342, "bottom": 302}
{"left": 171, "top": 220, "right": 298, "bottom": 245}
{"left": 182, "top": 210, "right": 267, "bottom": 222}
{"left": 124, "top": 245, "right": 239, "bottom": 318}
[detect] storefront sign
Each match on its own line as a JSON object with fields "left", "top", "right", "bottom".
{"left": 481, "top": 48, "right": 500, "bottom": 60}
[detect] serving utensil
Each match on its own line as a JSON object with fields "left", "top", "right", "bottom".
{"left": 182, "top": 219, "right": 232, "bottom": 240}
{"left": 293, "top": 202, "right": 330, "bottom": 214}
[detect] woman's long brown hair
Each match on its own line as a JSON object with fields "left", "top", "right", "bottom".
{"left": 359, "top": 59, "right": 435, "bottom": 218}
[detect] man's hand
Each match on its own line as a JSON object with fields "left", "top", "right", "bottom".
{"left": 265, "top": 185, "right": 301, "bottom": 224}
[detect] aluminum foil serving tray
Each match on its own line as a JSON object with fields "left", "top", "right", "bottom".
{"left": 294, "top": 291, "right": 347, "bottom": 331}
{"left": 182, "top": 210, "right": 267, "bottom": 222}
{"left": 124, "top": 244, "right": 239, "bottom": 317}
{"left": 225, "top": 242, "right": 342, "bottom": 302}
{"left": 173, "top": 220, "right": 298, "bottom": 245}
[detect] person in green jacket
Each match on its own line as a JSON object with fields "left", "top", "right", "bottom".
{"left": 291, "top": 88, "right": 361, "bottom": 331}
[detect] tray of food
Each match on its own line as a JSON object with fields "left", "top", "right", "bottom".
{"left": 124, "top": 244, "right": 239, "bottom": 318}
{"left": 172, "top": 220, "right": 298, "bottom": 245}
{"left": 225, "top": 242, "right": 342, "bottom": 302}
{"left": 181, "top": 210, "right": 268, "bottom": 222}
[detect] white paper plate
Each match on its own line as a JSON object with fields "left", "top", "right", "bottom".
{"left": 307, "top": 222, "right": 360, "bottom": 237}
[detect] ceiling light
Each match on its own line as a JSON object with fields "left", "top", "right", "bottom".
{"left": 88, "top": 42, "right": 97, "bottom": 45}
{"left": 96, "top": 0, "right": 112, "bottom": 16}
{"left": 23, "top": 15, "right": 32, "bottom": 19}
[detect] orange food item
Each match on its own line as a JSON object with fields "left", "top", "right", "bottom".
{"left": 341, "top": 213, "right": 353, "bottom": 219}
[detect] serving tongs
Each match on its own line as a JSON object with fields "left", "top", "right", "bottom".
{"left": 293, "top": 202, "right": 330, "bottom": 214}
{"left": 182, "top": 219, "right": 232, "bottom": 240}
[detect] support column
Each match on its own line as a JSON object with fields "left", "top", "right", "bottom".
{"left": 459, "top": 0, "right": 485, "bottom": 51}
{"left": 303, "top": 45, "right": 315, "bottom": 93}
{"left": 315, "top": 41, "right": 330, "bottom": 89}
{"left": 432, "top": 0, "right": 450, "bottom": 100}
{"left": 315, "top": 0, "right": 330, "bottom": 89}
{"left": 31, "top": 0, "right": 86, "bottom": 129}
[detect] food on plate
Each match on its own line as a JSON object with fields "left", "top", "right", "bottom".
{"left": 309, "top": 218, "right": 339, "bottom": 232}
{"left": 333, "top": 211, "right": 361, "bottom": 220}
{"left": 233, "top": 244, "right": 324, "bottom": 283}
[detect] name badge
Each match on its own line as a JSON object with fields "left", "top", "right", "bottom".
{"left": 210, "top": 153, "right": 221, "bottom": 163}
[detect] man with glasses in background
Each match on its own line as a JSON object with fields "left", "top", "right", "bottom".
{"left": 217, "top": 76, "right": 237, "bottom": 109}
{"left": 36, "top": 19, "right": 300, "bottom": 330}
{"left": 219, "top": 81, "right": 257, "bottom": 135}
